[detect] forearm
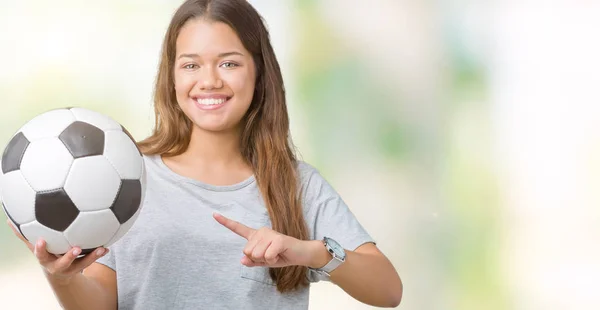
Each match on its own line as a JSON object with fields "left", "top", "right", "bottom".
{"left": 331, "top": 250, "right": 402, "bottom": 307}
{"left": 307, "top": 242, "right": 402, "bottom": 308}
{"left": 46, "top": 271, "right": 115, "bottom": 310}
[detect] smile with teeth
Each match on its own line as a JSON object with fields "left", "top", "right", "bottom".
{"left": 197, "top": 98, "right": 227, "bottom": 105}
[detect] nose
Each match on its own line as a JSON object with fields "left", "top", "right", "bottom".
{"left": 198, "top": 66, "right": 223, "bottom": 90}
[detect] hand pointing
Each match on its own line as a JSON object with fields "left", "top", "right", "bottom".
{"left": 213, "top": 213, "right": 327, "bottom": 269}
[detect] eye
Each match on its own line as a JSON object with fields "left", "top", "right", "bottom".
{"left": 220, "top": 62, "right": 239, "bottom": 69}
{"left": 183, "top": 63, "right": 198, "bottom": 70}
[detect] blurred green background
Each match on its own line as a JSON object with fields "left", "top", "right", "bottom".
{"left": 1, "top": 1, "right": 599, "bottom": 309}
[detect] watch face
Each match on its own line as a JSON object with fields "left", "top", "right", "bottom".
{"left": 324, "top": 237, "right": 345, "bottom": 258}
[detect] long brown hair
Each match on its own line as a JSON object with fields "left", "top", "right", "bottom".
{"left": 137, "top": 0, "right": 310, "bottom": 292}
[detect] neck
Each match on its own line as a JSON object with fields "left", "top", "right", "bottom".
{"left": 161, "top": 125, "right": 254, "bottom": 186}
{"left": 181, "top": 125, "right": 246, "bottom": 167}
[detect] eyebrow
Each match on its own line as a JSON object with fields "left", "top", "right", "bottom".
{"left": 177, "top": 51, "right": 245, "bottom": 59}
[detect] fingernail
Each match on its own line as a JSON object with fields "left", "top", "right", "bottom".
{"left": 96, "top": 248, "right": 105, "bottom": 256}
{"left": 36, "top": 239, "right": 43, "bottom": 247}
{"left": 72, "top": 248, "right": 81, "bottom": 256}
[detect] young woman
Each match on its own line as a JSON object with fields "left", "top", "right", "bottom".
{"left": 8, "top": 0, "right": 402, "bottom": 308}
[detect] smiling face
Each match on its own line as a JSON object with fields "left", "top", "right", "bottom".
{"left": 173, "top": 18, "right": 256, "bottom": 133}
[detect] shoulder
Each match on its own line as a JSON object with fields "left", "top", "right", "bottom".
{"left": 141, "top": 154, "right": 160, "bottom": 171}
{"left": 296, "top": 160, "right": 318, "bottom": 176}
{"left": 295, "top": 160, "right": 322, "bottom": 186}
{"left": 295, "top": 160, "right": 338, "bottom": 199}
{"left": 138, "top": 154, "right": 167, "bottom": 182}
{"left": 141, "top": 153, "right": 158, "bottom": 163}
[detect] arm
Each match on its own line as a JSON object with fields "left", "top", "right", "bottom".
{"left": 297, "top": 166, "right": 402, "bottom": 307}
{"left": 307, "top": 241, "right": 403, "bottom": 308}
{"left": 213, "top": 214, "right": 402, "bottom": 308}
{"left": 47, "top": 263, "right": 117, "bottom": 310}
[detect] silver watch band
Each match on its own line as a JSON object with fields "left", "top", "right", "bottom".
{"left": 318, "top": 255, "right": 344, "bottom": 276}
{"left": 313, "top": 237, "right": 346, "bottom": 277}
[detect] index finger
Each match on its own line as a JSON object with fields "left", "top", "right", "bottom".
{"left": 213, "top": 213, "right": 254, "bottom": 239}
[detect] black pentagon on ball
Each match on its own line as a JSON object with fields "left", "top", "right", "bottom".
{"left": 2, "top": 201, "right": 26, "bottom": 240}
{"left": 1, "top": 132, "right": 30, "bottom": 174}
{"left": 111, "top": 179, "right": 142, "bottom": 224}
{"left": 59, "top": 121, "right": 105, "bottom": 159}
{"left": 35, "top": 188, "right": 80, "bottom": 232}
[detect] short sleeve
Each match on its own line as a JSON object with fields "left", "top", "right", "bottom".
{"left": 298, "top": 162, "right": 375, "bottom": 281}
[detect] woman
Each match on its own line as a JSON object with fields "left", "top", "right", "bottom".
{"left": 9, "top": 0, "right": 402, "bottom": 308}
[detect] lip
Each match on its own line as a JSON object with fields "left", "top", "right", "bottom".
{"left": 193, "top": 94, "right": 231, "bottom": 100}
{"left": 192, "top": 95, "right": 231, "bottom": 111}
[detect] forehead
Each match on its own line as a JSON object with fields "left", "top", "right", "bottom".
{"left": 176, "top": 19, "right": 247, "bottom": 56}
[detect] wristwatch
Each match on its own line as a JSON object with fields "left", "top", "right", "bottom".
{"left": 312, "top": 237, "right": 346, "bottom": 277}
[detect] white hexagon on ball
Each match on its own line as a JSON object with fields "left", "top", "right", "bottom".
{"left": 70, "top": 107, "right": 122, "bottom": 131}
{"left": 2, "top": 202, "right": 21, "bottom": 233}
{"left": 19, "top": 109, "right": 76, "bottom": 142}
{"left": 104, "top": 130, "right": 144, "bottom": 180}
{"left": 20, "top": 138, "right": 74, "bottom": 192}
{"left": 0, "top": 171, "right": 36, "bottom": 224}
{"left": 20, "top": 221, "right": 72, "bottom": 255}
{"left": 64, "top": 209, "right": 120, "bottom": 250}
{"left": 64, "top": 156, "right": 121, "bottom": 212}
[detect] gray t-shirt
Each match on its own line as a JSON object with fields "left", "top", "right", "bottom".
{"left": 96, "top": 155, "right": 374, "bottom": 310}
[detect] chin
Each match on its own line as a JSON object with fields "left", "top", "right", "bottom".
{"left": 192, "top": 122, "right": 234, "bottom": 133}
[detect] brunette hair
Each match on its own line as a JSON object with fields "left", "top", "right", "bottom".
{"left": 137, "top": 0, "right": 309, "bottom": 292}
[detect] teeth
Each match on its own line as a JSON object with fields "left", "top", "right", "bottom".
{"left": 197, "top": 98, "right": 226, "bottom": 105}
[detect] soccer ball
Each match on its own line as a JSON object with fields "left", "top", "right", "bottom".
{"left": 0, "top": 107, "right": 145, "bottom": 255}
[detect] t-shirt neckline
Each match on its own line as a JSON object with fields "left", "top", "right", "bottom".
{"left": 150, "top": 154, "right": 256, "bottom": 192}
